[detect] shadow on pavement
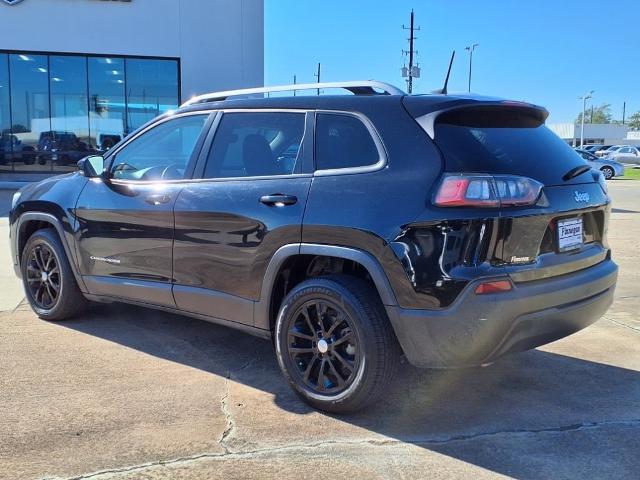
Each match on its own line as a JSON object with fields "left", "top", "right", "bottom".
{"left": 58, "top": 302, "right": 640, "bottom": 479}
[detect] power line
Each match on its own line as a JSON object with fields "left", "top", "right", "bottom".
{"left": 401, "top": 10, "right": 420, "bottom": 93}
{"left": 314, "top": 63, "right": 321, "bottom": 96}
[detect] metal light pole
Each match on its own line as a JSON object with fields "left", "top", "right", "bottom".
{"left": 579, "top": 91, "right": 594, "bottom": 148}
{"left": 465, "top": 43, "right": 478, "bottom": 92}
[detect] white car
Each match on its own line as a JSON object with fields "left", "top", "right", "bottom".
{"left": 602, "top": 145, "right": 640, "bottom": 164}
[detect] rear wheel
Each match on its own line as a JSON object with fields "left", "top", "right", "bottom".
{"left": 601, "top": 166, "right": 614, "bottom": 179}
{"left": 21, "top": 228, "right": 87, "bottom": 321}
{"left": 275, "top": 275, "right": 399, "bottom": 413}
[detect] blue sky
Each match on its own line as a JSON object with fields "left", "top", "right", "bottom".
{"left": 265, "top": 0, "right": 638, "bottom": 123}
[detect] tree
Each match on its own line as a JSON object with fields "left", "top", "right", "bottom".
{"left": 575, "top": 104, "right": 612, "bottom": 125}
{"left": 626, "top": 111, "right": 640, "bottom": 130}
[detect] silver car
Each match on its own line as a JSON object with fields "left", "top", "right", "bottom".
{"left": 594, "top": 145, "right": 626, "bottom": 157}
{"left": 575, "top": 149, "right": 625, "bottom": 179}
{"left": 603, "top": 145, "right": 640, "bottom": 165}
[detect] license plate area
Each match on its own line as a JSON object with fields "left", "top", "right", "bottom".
{"left": 557, "top": 217, "right": 584, "bottom": 252}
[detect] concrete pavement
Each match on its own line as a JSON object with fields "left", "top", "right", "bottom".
{"left": 0, "top": 189, "right": 26, "bottom": 312}
{"left": 0, "top": 182, "right": 638, "bottom": 480}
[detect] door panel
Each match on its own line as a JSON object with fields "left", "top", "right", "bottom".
{"left": 74, "top": 112, "right": 211, "bottom": 306}
{"left": 173, "top": 177, "right": 312, "bottom": 322}
{"left": 75, "top": 180, "right": 183, "bottom": 307}
{"left": 172, "top": 110, "right": 313, "bottom": 326}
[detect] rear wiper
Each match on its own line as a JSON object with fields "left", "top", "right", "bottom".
{"left": 563, "top": 165, "right": 591, "bottom": 181}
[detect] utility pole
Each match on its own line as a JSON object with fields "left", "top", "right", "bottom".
{"left": 314, "top": 63, "right": 321, "bottom": 95}
{"left": 402, "top": 10, "right": 420, "bottom": 93}
{"left": 465, "top": 43, "right": 479, "bottom": 92}
{"left": 293, "top": 74, "right": 297, "bottom": 96}
{"left": 579, "top": 91, "right": 594, "bottom": 148}
{"left": 623, "top": 101, "right": 626, "bottom": 125}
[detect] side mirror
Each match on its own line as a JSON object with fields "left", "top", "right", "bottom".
{"left": 78, "top": 155, "right": 105, "bottom": 178}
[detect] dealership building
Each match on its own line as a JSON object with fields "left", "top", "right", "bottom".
{"left": 0, "top": 0, "right": 264, "bottom": 182}
{"left": 547, "top": 123, "right": 640, "bottom": 148}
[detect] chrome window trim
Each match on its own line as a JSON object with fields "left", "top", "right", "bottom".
{"left": 313, "top": 110, "right": 388, "bottom": 177}
{"left": 108, "top": 110, "right": 214, "bottom": 158}
{"left": 104, "top": 110, "right": 214, "bottom": 184}
{"left": 197, "top": 109, "right": 310, "bottom": 181}
{"left": 108, "top": 109, "right": 313, "bottom": 185}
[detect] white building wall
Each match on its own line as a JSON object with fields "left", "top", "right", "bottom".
{"left": 0, "top": 0, "right": 264, "bottom": 100}
{"left": 547, "top": 123, "right": 635, "bottom": 145}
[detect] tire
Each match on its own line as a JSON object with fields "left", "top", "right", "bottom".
{"left": 601, "top": 166, "right": 614, "bottom": 179}
{"left": 21, "top": 228, "right": 87, "bottom": 321}
{"left": 275, "top": 274, "right": 400, "bottom": 413}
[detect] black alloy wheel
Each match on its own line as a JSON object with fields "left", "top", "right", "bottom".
{"left": 25, "top": 243, "right": 60, "bottom": 310}
{"left": 21, "top": 228, "right": 87, "bottom": 321}
{"left": 275, "top": 275, "right": 400, "bottom": 413}
{"left": 286, "top": 299, "right": 361, "bottom": 395}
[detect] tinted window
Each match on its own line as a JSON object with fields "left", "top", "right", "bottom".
{"left": 111, "top": 114, "right": 207, "bottom": 181}
{"left": 0, "top": 55, "right": 11, "bottom": 165}
{"left": 125, "top": 59, "right": 179, "bottom": 131}
{"left": 433, "top": 107, "right": 588, "bottom": 186}
{"left": 88, "top": 57, "right": 126, "bottom": 152}
{"left": 48, "top": 56, "right": 91, "bottom": 169}
{"left": 315, "top": 113, "right": 379, "bottom": 170}
{"left": 203, "top": 112, "right": 305, "bottom": 179}
{"left": 619, "top": 147, "right": 631, "bottom": 153}
{"left": 8, "top": 54, "right": 50, "bottom": 171}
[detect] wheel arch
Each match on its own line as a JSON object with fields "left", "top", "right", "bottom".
{"left": 255, "top": 243, "right": 398, "bottom": 331}
{"left": 14, "top": 212, "right": 86, "bottom": 292}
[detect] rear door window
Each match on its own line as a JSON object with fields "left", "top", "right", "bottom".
{"left": 315, "top": 113, "right": 381, "bottom": 171}
{"left": 203, "top": 112, "right": 305, "bottom": 178}
{"left": 433, "top": 107, "right": 588, "bottom": 186}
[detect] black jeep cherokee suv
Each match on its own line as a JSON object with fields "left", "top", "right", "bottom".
{"left": 10, "top": 81, "right": 617, "bottom": 413}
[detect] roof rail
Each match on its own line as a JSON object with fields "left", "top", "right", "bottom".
{"left": 180, "top": 80, "right": 405, "bottom": 107}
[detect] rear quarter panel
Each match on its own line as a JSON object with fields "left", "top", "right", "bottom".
{"left": 302, "top": 98, "right": 445, "bottom": 308}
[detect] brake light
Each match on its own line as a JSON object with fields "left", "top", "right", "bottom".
{"left": 475, "top": 280, "right": 513, "bottom": 295}
{"left": 434, "top": 174, "right": 543, "bottom": 208}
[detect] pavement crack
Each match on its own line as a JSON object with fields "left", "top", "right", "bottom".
{"left": 56, "top": 419, "right": 640, "bottom": 479}
{"left": 218, "top": 373, "right": 235, "bottom": 454}
{"left": 605, "top": 316, "right": 640, "bottom": 333}
{"left": 217, "top": 356, "right": 255, "bottom": 454}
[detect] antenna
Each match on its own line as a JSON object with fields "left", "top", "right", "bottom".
{"left": 432, "top": 50, "right": 455, "bottom": 95}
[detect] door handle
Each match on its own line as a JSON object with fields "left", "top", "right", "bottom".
{"left": 145, "top": 194, "right": 172, "bottom": 205}
{"left": 259, "top": 194, "right": 298, "bottom": 206}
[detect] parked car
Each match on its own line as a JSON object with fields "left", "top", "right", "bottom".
{"left": 9, "top": 81, "right": 617, "bottom": 413}
{"left": 575, "top": 149, "right": 625, "bottom": 179}
{"left": 595, "top": 144, "right": 630, "bottom": 157}
{"left": 582, "top": 145, "right": 603, "bottom": 153}
{"left": 586, "top": 144, "right": 612, "bottom": 154}
{"left": 602, "top": 145, "right": 640, "bottom": 164}
{"left": 0, "top": 133, "right": 37, "bottom": 165}
{"left": 37, "top": 131, "right": 94, "bottom": 166}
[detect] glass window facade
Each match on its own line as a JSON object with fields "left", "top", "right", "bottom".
{"left": 0, "top": 51, "right": 179, "bottom": 181}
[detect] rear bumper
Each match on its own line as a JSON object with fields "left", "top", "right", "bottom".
{"left": 386, "top": 259, "right": 617, "bottom": 368}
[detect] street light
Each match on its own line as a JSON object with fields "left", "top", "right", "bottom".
{"left": 579, "top": 91, "right": 594, "bottom": 148}
{"left": 465, "top": 43, "right": 479, "bottom": 92}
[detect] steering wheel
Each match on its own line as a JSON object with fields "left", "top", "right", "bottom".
{"left": 160, "top": 164, "right": 183, "bottom": 180}
{"left": 112, "top": 163, "right": 139, "bottom": 176}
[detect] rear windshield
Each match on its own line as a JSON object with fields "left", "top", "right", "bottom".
{"left": 434, "top": 107, "right": 589, "bottom": 186}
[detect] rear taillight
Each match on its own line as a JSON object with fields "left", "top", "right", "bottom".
{"left": 475, "top": 280, "right": 513, "bottom": 295}
{"left": 434, "top": 174, "right": 543, "bottom": 208}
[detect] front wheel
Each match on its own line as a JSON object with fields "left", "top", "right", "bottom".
{"left": 601, "top": 166, "right": 614, "bottom": 179}
{"left": 275, "top": 275, "right": 400, "bottom": 413}
{"left": 21, "top": 228, "right": 87, "bottom": 321}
